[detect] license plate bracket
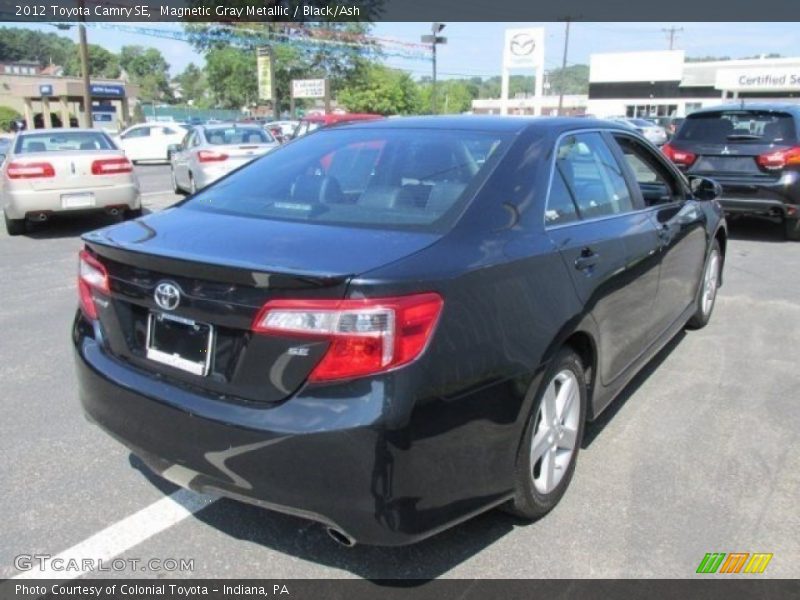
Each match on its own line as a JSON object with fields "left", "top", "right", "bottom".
{"left": 61, "top": 192, "right": 96, "bottom": 209}
{"left": 146, "top": 312, "right": 214, "bottom": 376}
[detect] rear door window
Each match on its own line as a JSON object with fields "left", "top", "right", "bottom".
{"left": 676, "top": 111, "right": 797, "bottom": 144}
{"left": 555, "top": 132, "right": 636, "bottom": 219}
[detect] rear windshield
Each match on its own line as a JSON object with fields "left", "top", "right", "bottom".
{"left": 15, "top": 131, "right": 115, "bottom": 154}
{"left": 203, "top": 127, "right": 273, "bottom": 145}
{"left": 676, "top": 110, "right": 797, "bottom": 144}
{"left": 184, "top": 127, "right": 511, "bottom": 232}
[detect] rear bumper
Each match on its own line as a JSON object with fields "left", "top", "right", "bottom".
{"left": 73, "top": 315, "right": 519, "bottom": 546}
{"left": 714, "top": 172, "right": 800, "bottom": 218}
{"left": 3, "top": 183, "right": 140, "bottom": 219}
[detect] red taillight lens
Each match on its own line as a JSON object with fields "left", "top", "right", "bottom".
{"left": 6, "top": 161, "right": 55, "bottom": 179}
{"left": 78, "top": 250, "right": 110, "bottom": 320}
{"left": 91, "top": 157, "right": 133, "bottom": 175}
{"left": 757, "top": 146, "right": 800, "bottom": 170}
{"left": 252, "top": 293, "right": 444, "bottom": 382}
{"left": 662, "top": 143, "right": 696, "bottom": 167}
{"left": 197, "top": 150, "right": 228, "bottom": 163}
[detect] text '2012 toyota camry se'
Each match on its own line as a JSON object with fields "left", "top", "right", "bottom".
{"left": 74, "top": 116, "right": 727, "bottom": 546}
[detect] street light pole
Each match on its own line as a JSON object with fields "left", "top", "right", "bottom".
{"left": 557, "top": 18, "right": 572, "bottom": 116}
{"left": 78, "top": 0, "right": 92, "bottom": 127}
{"left": 422, "top": 23, "right": 447, "bottom": 115}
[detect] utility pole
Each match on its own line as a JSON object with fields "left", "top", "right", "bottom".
{"left": 78, "top": 0, "right": 92, "bottom": 127}
{"left": 557, "top": 18, "right": 572, "bottom": 116}
{"left": 661, "top": 26, "right": 683, "bottom": 50}
{"left": 422, "top": 23, "right": 447, "bottom": 114}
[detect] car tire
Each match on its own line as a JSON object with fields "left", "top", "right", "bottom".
{"left": 502, "top": 347, "right": 587, "bottom": 520}
{"left": 784, "top": 216, "right": 800, "bottom": 241}
{"left": 171, "top": 168, "right": 181, "bottom": 194}
{"left": 4, "top": 211, "right": 26, "bottom": 236}
{"left": 189, "top": 173, "right": 197, "bottom": 195}
{"left": 687, "top": 240, "right": 722, "bottom": 329}
{"left": 124, "top": 207, "right": 143, "bottom": 220}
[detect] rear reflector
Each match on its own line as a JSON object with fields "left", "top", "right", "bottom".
{"left": 198, "top": 150, "right": 228, "bottom": 163}
{"left": 78, "top": 250, "right": 110, "bottom": 320}
{"left": 757, "top": 146, "right": 800, "bottom": 170}
{"left": 91, "top": 157, "right": 133, "bottom": 175}
{"left": 6, "top": 161, "right": 55, "bottom": 179}
{"left": 252, "top": 293, "right": 444, "bottom": 382}
{"left": 661, "top": 143, "right": 697, "bottom": 167}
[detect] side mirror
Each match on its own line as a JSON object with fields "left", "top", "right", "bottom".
{"left": 689, "top": 176, "right": 721, "bottom": 201}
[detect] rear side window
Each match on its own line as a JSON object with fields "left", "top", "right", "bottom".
{"left": 554, "top": 133, "right": 634, "bottom": 220}
{"left": 676, "top": 110, "right": 797, "bottom": 144}
{"left": 203, "top": 128, "right": 273, "bottom": 145}
{"left": 15, "top": 131, "right": 115, "bottom": 153}
{"left": 184, "top": 128, "right": 511, "bottom": 232}
{"left": 121, "top": 127, "right": 150, "bottom": 140}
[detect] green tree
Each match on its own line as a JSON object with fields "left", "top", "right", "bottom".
{"left": 0, "top": 105, "right": 21, "bottom": 132}
{"left": 174, "top": 63, "right": 209, "bottom": 107}
{"left": 63, "top": 44, "right": 120, "bottom": 78}
{"left": 119, "top": 46, "right": 172, "bottom": 102}
{"left": 0, "top": 27, "right": 74, "bottom": 67}
{"left": 205, "top": 47, "right": 257, "bottom": 109}
{"left": 338, "top": 64, "right": 420, "bottom": 115}
{"left": 419, "top": 80, "right": 477, "bottom": 114}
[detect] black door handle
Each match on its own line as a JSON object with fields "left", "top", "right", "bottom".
{"left": 574, "top": 248, "right": 599, "bottom": 271}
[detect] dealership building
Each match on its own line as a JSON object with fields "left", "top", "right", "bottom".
{"left": 587, "top": 51, "right": 800, "bottom": 118}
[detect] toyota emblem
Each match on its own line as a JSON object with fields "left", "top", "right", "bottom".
{"left": 510, "top": 33, "right": 535, "bottom": 56}
{"left": 154, "top": 281, "right": 181, "bottom": 311}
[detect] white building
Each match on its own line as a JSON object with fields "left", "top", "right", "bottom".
{"left": 471, "top": 94, "right": 588, "bottom": 116}
{"left": 588, "top": 50, "right": 800, "bottom": 119}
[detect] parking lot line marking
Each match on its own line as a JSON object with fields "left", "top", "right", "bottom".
{"left": 13, "top": 489, "right": 216, "bottom": 580}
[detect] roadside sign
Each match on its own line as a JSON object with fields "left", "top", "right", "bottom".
{"left": 292, "top": 79, "right": 326, "bottom": 99}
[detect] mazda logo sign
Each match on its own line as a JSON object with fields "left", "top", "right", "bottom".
{"left": 154, "top": 281, "right": 181, "bottom": 311}
{"left": 510, "top": 33, "right": 535, "bottom": 57}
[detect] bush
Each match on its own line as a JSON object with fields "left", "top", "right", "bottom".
{"left": 0, "top": 105, "right": 21, "bottom": 132}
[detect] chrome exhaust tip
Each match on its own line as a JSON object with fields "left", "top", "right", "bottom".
{"left": 326, "top": 527, "right": 356, "bottom": 547}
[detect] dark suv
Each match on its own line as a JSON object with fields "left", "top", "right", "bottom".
{"left": 662, "top": 104, "right": 800, "bottom": 240}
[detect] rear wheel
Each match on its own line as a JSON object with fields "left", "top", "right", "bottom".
{"left": 4, "top": 211, "right": 26, "bottom": 236}
{"left": 784, "top": 216, "right": 800, "bottom": 241}
{"left": 171, "top": 168, "right": 181, "bottom": 194}
{"left": 503, "top": 348, "right": 586, "bottom": 520}
{"left": 687, "top": 240, "right": 721, "bottom": 329}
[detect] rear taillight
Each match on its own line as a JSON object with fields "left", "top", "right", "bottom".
{"left": 662, "top": 143, "right": 697, "bottom": 167}
{"left": 6, "top": 161, "right": 55, "bottom": 179}
{"left": 91, "top": 157, "right": 133, "bottom": 175}
{"left": 78, "top": 250, "right": 110, "bottom": 320}
{"left": 756, "top": 146, "right": 800, "bottom": 170}
{"left": 197, "top": 150, "right": 228, "bottom": 163}
{"left": 252, "top": 293, "right": 444, "bottom": 382}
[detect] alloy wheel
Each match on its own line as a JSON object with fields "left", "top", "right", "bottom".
{"left": 701, "top": 249, "right": 720, "bottom": 317}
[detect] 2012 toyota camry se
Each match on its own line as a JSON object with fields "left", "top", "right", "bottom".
{"left": 73, "top": 117, "right": 726, "bottom": 546}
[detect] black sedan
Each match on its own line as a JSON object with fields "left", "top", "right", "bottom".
{"left": 663, "top": 104, "right": 800, "bottom": 240}
{"left": 74, "top": 116, "right": 726, "bottom": 546}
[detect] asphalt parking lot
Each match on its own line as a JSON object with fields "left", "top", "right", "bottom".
{"left": 1, "top": 164, "right": 798, "bottom": 579}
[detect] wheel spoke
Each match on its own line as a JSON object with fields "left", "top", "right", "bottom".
{"left": 542, "top": 383, "right": 557, "bottom": 423}
{"left": 541, "top": 448, "right": 556, "bottom": 493}
{"left": 530, "top": 427, "right": 550, "bottom": 463}
{"left": 557, "top": 376, "right": 577, "bottom": 422}
{"left": 558, "top": 425, "right": 577, "bottom": 450}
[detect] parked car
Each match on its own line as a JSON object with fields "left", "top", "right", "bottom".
{"left": 2, "top": 128, "right": 140, "bottom": 235}
{"left": 117, "top": 123, "right": 189, "bottom": 164}
{"left": 292, "top": 113, "right": 383, "bottom": 138}
{"left": 169, "top": 124, "right": 279, "bottom": 194}
{"left": 609, "top": 118, "right": 668, "bottom": 146}
{"left": 74, "top": 117, "right": 726, "bottom": 546}
{"left": 266, "top": 120, "right": 299, "bottom": 143}
{"left": 662, "top": 104, "right": 800, "bottom": 240}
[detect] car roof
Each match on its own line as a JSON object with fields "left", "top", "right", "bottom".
{"left": 335, "top": 115, "right": 633, "bottom": 135}
{"left": 687, "top": 103, "right": 800, "bottom": 117}
{"left": 302, "top": 113, "right": 383, "bottom": 125}
{"left": 18, "top": 128, "right": 103, "bottom": 136}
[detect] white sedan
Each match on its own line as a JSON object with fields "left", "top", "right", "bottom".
{"left": 117, "top": 123, "right": 189, "bottom": 164}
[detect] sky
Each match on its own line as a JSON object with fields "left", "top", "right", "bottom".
{"left": 11, "top": 22, "right": 800, "bottom": 79}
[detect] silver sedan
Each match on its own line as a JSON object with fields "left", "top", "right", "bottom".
{"left": 170, "top": 125, "right": 278, "bottom": 194}
{"left": 2, "top": 129, "right": 140, "bottom": 236}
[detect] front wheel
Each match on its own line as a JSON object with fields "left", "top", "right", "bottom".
{"left": 784, "top": 216, "right": 800, "bottom": 241}
{"left": 503, "top": 348, "right": 587, "bottom": 520}
{"left": 687, "top": 240, "right": 721, "bottom": 329}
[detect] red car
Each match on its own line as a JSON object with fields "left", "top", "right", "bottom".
{"left": 292, "top": 113, "right": 383, "bottom": 138}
